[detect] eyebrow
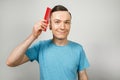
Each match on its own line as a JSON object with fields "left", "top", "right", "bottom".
{"left": 53, "top": 19, "right": 71, "bottom": 22}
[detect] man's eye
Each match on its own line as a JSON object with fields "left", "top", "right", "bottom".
{"left": 55, "top": 21, "right": 60, "bottom": 24}
{"left": 65, "top": 22, "right": 70, "bottom": 24}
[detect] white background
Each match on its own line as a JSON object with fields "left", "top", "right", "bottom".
{"left": 0, "top": 0, "right": 120, "bottom": 80}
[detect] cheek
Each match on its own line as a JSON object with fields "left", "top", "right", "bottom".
{"left": 51, "top": 24, "right": 58, "bottom": 30}
{"left": 66, "top": 26, "right": 71, "bottom": 31}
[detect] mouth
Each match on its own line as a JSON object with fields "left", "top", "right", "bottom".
{"left": 57, "top": 31, "right": 67, "bottom": 34}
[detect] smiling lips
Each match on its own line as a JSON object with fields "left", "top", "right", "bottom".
{"left": 57, "top": 31, "right": 67, "bottom": 34}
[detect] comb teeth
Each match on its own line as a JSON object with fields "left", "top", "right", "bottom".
{"left": 44, "top": 7, "right": 51, "bottom": 24}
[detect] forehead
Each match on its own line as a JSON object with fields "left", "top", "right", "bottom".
{"left": 51, "top": 11, "right": 71, "bottom": 21}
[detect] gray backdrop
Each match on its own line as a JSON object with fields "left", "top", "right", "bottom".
{"left": 0, "top": 0, "right": 120, "bottom": 80}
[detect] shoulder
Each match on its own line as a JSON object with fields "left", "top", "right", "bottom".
{"left": 36, "top": 39, "right": 51, "bottom": 44}
{"left": 30, "top": 39, "right": 51, "bottom": 47}
{"left": 68, "top": 40, "right": 85, "bottom": 52}
{"left": 36, "top": 39, "right": 52, "bottom": 46}
{"left": 69, "top": 40, "right": 83, "bottom": 48}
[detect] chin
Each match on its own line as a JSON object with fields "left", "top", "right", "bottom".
{"left": 57, "top": 38, "right": 66, "bottom": 40}
{"left": 53, "top": 35, "right": 67, "bottom": 40}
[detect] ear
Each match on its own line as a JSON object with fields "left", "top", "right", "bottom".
{"left": 49, "top": 25, "right": 52, "bottom": 30}
{"left": 49, "top": 23, "right": 52, "bottom": 30}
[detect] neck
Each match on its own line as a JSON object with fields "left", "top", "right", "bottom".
{"left": 52, "top": 38, "right": 68, "bottom": 46}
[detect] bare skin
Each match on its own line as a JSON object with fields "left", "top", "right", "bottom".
{"left": 78, "top": 70, "right": 89, "bottom": 80}
{"left": 6, "top": 11, "right": 88, "bottom": 80}
{"left": 6, "top": 19, "right": 48, "bottom": 66}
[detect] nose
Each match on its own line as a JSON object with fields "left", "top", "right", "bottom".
{"left": 60, "top": 22, "right": 65, "bottom": 29}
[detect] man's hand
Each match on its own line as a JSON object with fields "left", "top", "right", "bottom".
{"left": 32, "top": 19, "right": 48, "bottom": 39}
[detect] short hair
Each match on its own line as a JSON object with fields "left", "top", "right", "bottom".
{"left": 51, "top": 5, "right": 71, "bottom": 18}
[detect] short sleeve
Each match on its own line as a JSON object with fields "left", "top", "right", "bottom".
{"left": 78, "top": 47, "right": 90, "bottom": 71}
{"left": 26, "top": 41, "right": 41, "bottom": 62}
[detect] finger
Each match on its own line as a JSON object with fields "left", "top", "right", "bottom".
{"left": 41, "top": 22, "right": 48, "bottom": 30}
{"left": 38, "top": 25, "right": 46, "bottom": 31}
{"left": 40, "top": 26, "right": 46, "bottom": 31}
{"left": 40, "top": 19, "right": 47, "bottom": 24}
{"left": 35, "top": 19, "right": 48, "bottom": 31}
{"left": 42, "top": 22, "right": 48, "bottom": 27}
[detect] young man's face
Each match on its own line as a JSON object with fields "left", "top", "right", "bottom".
{"left": 50, "top": 11, "right": 71, "bottom": 40}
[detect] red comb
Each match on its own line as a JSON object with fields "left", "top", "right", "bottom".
{"left": 44, "top": 7, "right": 51, "bottom": 24}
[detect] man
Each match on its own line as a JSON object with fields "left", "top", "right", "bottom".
{"left": 6, "top": 5, "right": 90, "bottom": 80}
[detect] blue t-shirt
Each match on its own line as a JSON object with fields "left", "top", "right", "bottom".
{"left": 26, "top": 39, "right": 90, "bottom": 80}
